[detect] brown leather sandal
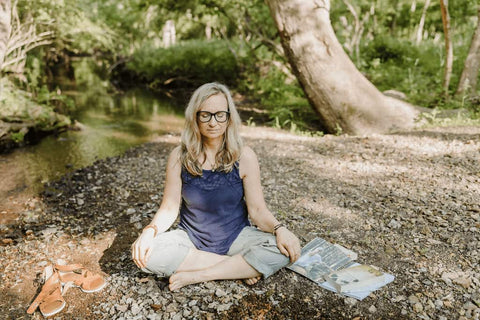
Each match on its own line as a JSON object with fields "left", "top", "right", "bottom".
{"left": 27, "top": 267, "right": 69, "bottom": 317}
{"left": 54, "top": 264, "right": 107, "bottom": 293}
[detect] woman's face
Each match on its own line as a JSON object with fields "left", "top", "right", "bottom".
{"left": 197, "top": 93, "right": 229, "bottom": 140}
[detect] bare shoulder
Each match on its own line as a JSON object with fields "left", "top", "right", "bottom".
{"left": 167, "top": 145, "right": 182, "bottom": 169}
{"left": 240, "top": 145, "right": 258, "bottom": 163}
{"left": 239, "top": 146, "right": 259, "bottom": 178}
{"left": 171, "top": 145, "right": 182, "bottom": 157}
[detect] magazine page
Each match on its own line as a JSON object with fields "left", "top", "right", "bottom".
{"left": 320, "top": 267, "right": 395, "bottom": 300}
{"left": 288, "top": 238, "right": 355, "bottom": 283}
{"left": 324, "top": 264, "right": 386, "bottom": 293}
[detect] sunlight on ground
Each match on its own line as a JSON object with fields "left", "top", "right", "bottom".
{"left": 2, "top": 229, "right": 117, "bottom": 308}
{"left": 294, "top": 196, "right": 361, "bottom": 226}
{"left": 241, "top": 125, "right": 317, "bottom": 143}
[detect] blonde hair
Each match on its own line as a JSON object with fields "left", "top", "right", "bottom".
{"left": 180, "top": 82, "right": 243, "bottom": 176}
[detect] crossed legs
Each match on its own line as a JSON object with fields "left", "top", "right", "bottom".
{"left": 170, "top": 248, "right": 261, "bottom": 291}
{"left": 142, "top": 227, "right": 288, "bottom": 291}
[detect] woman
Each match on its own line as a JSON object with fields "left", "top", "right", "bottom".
{"left": 131, "top": 82, "right": 301, "bottom": 291}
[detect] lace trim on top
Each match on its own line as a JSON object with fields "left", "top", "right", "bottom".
{"left": 181, "top": 164, "right": 242, "bottom": 192}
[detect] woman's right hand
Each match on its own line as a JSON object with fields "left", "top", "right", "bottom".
{"left": 131, "top": 228, "right": 156, "bottom": 269}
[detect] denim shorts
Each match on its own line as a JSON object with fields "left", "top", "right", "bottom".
{"left": 141, "top": 226, "right": 290, "bottom": 278}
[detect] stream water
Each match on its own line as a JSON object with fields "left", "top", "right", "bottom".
{"left": 0, "top": 62, "right": 184, "bottom": 217}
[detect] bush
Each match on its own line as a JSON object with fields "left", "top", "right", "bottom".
{"left": 127, "top": 40, "right": 241, "bottom": 88}
{"left": 358, "top": 36, "right": 475, "bottom": 111}
{"left": 239, "top": 62, "right": 322, "bottom": 133}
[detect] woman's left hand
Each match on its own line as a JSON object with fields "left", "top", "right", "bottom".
{"left": 275, "top": 227, "right": 301, "bottom": 263}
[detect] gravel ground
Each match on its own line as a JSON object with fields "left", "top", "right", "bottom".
{"left": 1, "top": 125, "right": 479, "bottom": 319}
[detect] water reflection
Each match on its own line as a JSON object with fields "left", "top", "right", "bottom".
{"left": 0, "top": 87, "right": 184, "bottom": 206}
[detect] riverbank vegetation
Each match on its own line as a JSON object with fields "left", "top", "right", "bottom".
{"left": 1, "top": 0, "right": 479, "bottom": 149}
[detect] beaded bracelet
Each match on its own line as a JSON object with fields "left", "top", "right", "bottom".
{"left": 273, "top": 223, "right": 285, "bottom": 235}
{"left": 143, "top": 224, "right": 158, "bottom": 237}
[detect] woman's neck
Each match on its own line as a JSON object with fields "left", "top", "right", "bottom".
{"left": 202, "top": 137, "right": 223, "bottom": 154}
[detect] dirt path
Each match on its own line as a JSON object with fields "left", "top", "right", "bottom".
{"left": 1, "top": 125, "right": 479, "bottom": 319}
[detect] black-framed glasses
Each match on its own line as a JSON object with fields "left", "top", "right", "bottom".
{"left": 197, "top": 111, "right": 230, "bottom": 123}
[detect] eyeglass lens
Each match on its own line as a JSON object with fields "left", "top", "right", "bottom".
{"left": 197, "top": 111, "right": 229, "bottom": 123}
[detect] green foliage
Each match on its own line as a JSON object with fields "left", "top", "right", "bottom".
{"left": 10, "top": 0, "right": 480, "bottom": 137}
{"left": 0, "top": 78, "right": 72, "bottom": 142}
{"left": 10, "top": 131, "right": 26, "bottom": 143}
{"left": 357, "top": 35, "right": 476, "bottom": 113}
{"left": 127, "top": 40, "right": 241, "bottom": 87}
{"left": 239, "top": 63, "right": 323, "bottom": 133}
{"left": 17, "top": 0, "right": 118, "bottom": 55}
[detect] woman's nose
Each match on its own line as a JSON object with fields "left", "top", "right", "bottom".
{"left": 208, "top": 117, "right": 218, "bottom": 126}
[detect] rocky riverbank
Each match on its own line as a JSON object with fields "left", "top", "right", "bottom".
{"left": 1, "top": 125, "right": 479, "bottom": 319}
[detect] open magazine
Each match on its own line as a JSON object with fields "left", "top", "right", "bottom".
{"left": 288, "top": 238, "right": 394, "bottom": 300}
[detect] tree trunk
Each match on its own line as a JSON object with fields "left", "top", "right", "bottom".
{"left": 162, "top": 20, "right": 176, "bottom": 48}
{"left": 415, "top": 0, "right": 431, "bottom": 44}
{"left": 456, "top": 7, "right": 480, "bottom": 97}
{"left": 440, "top": 0, "right": 453, "bottom": 97}
{"left": 0, "top": 0, "right": 11, "bottom": 70}
{"left": 265, "top": 0, "right": 419, "bottom": 134}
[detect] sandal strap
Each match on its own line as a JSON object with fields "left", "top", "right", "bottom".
{"left": 26, "top": 272, "right": 61, "bottom": 314}
{"left": 54, "top": 263, "right": 85, "bottom": 272}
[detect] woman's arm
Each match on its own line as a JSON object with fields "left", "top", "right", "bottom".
{"left": 132, "top": 146, "right": 183, "bottom": 268}
{"left": 147, "top": 146, "right": 183, "bottom": 232}
{"left": 240, "top": 146, "right": 301, "bottom": 262}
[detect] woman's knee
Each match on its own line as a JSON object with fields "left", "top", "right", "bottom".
{"left": 243, "top": 238, "right": 290, "bottom": 278}
{"left": 140, "top": 230, "right": 193, "bottom": 277}
{"left": 143, "top": 244, "right": 190, "bottom": 277}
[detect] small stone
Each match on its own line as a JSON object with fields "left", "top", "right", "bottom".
{"left": 463, "top": 301, "right": 477, "bottom": 311}
{"left": 116, "top": 304, "right": 128, "bottom": 312}
{"left": 165, "top": 302, "right": 178, "bottom": 313}
{"left": 77, "top": 198, "right": 84, "bottom": 205}
{"left": 435, "top": 300, "right": 443, "bottom": 308}
{"left": 344, "top": 297, "right": 358, "bottom": 306}
{"left": 174, "top": 295, "right": 187, "bottom": 304}
{"left": 408, "top": 295, "right": 420, "bottom": 304}
{"left": 453, "top": 276, "right": 472, "bottom": 289}
{"left": 150, "top": 304, "right": 162, "bottom": 311}
{"left": 368, "top": 305, "right": 377, "bottom": 313}
{"left": 126, "top": 208, "right": 136, "bottom": 215}
{"left": 217, "top": 303, "right": 232, "bottom": 312}
{"left": 183, "top": 309, "right": 192, "bottom": 317}
{"left": 3, "top": 238, "right": 15, "bottom": 244}
{"left": 188, "top": 300, "right": 197, "bottom": 307}
{"left": 131, "top": 303, "right": 140, "bottom": 315}
{"left": 388, "top": 219, "right": 401, "bottom": 229}
{"left": 205, "top": 282, "right": 215, "bottom": 290}
{"left": 413, "top": 302, "right": 423, "bottom": 313}
{"left": 215, "top": 288, "right": 227, "bottom": 297}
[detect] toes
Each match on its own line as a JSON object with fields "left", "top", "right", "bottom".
{"left": 244, "top": 276, "right": 261, "bottom": 286}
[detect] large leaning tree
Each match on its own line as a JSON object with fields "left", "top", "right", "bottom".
{"left": 456, "top": 6, "right": 480, "bottom": 97}
{"left": 265, "top": 0, "right": 421, "bottom": 135}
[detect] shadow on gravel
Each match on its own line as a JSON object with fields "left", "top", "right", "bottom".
{"left": 34, "top": 142, "right": 176, "bottom": 276}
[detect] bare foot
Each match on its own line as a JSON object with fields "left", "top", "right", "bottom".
{"left": 244, "top": 276, "right": 261, "bottom": 285}
{"left": 169, "top": 271, "right": 204, "bottom": 291}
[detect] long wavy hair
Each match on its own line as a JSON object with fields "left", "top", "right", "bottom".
{"left": 180, "top": 82, "right": 243, "bottom": 176}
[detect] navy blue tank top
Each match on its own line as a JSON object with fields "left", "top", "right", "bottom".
{"left": 179, "top": 164, "right": 250, "bottom": 254}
